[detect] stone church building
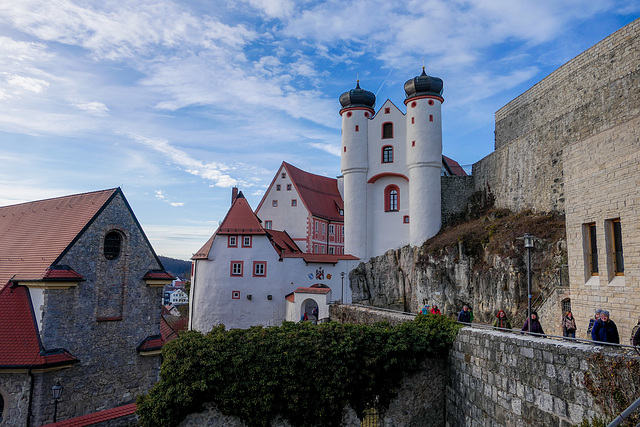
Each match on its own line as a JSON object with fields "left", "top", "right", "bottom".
{"left": 0, "top": 188, "right": 173, "bottom": 426}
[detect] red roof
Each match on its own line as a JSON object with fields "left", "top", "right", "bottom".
{"left": 143, "top": 270, "right": 174, "bottom": 280}
{"left": 0, "top": 189, "right": 118, "bottom": 284}
{"left": 294, "top": 287, "right": 331, "bottom": 294}
{"left": 0, "top": 283, "right": 77, "bottom": 368}
{"left": 442, "top": 155, "right": 467, "bottom": 176}
{"left": 193, "top": 192, "right": 266, "bottom": 260}
{"left": 40, "top": 403, "right": 137, "bottom": 427}
{"left": 161, "top": 315, "right": 187, "bottom": 343}
{"left": 266, "top": 229, "right": 301, "bottom": 255}
{"left": 42, "top": 265, "right": 84, "bottom": 281}
{"left": 282, "top": 253, "right": 359, "bottom": 263}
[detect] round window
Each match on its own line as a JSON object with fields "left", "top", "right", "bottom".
{"left": 104, "top": 231, "right": 122, "bottom": 260}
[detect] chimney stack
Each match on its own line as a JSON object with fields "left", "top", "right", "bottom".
{"left": 231, "top": 187, "right": 238, "bottom": 204}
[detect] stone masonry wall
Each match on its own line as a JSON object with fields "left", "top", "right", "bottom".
{"left": 473, "top": 18, "right": 640, "bottom": 214}
{"left": 30, "top": 193, "right": 163, "bottom": 426}
{"left": 446, "top": 327, "right": 625, "bottom": 427}
{"left": 441, "top": 175, "right": 475, "bottom": 226}
{"left": 329, "top": 303, "right": 416, "bottom": 325}
{"left": 0, "top": 374, "right": 30, "bottom": 427}
{"left": 563, "top": 115, "right": 640, "bottom": 343}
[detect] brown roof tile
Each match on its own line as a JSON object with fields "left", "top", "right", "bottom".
{"left": 40, "top": 402, "right": 137, "bottom": 427}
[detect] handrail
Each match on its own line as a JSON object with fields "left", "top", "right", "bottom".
{"left": 607, "top": 395, "right": 640, "bottom": 427}
{"left": 532, "top": 265, "right": 568, "bottom": 311}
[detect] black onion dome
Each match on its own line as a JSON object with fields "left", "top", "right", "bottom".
{"left": 404, "top": 67, "right": 444, "bottom": 99}
{"left": 339, "top": 81, "right": 376, "bottom": 110}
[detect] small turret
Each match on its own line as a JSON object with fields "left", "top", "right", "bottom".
{"left": 404, "top": 67, "right": 444, "bottom": 100}
{"left": 339, "top": 81, "right": 376, "bottom": 112}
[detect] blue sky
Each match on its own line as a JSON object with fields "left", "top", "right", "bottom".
{"left": 0, "top": 1, "right": 638, "bottom": 260}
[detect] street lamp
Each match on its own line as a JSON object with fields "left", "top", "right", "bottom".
{"left": 340, "top": 272, "right": 345, "bottom": 303}
{"left": 51, "top": 381, "right": 63, "bottom": 423}
{"left": 523, "top": 233, "right": 535, "bottom": 333}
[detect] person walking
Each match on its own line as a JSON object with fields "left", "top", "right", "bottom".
{"left": 430, "top": 304, "right": 441, "bottom": 315}
{"left": 521, "top": 311, "right": 545, "bottom": 336}
{"left": 421, "top": 305, "right": 429, "bottom": 315}
{"left": 458, "top": 305, "right": 471, "bottom": 323}
{"left": 562, "top": 311, "right": 577, "bottom": 338}
{"left": 492, "top": 310, "right": 512, "bottom": 330}
{"left": 631, "top": 315, "right": 640, "bottom": 345}
{"left": 591, "top": 310, "right": 620, "bottom": 344}
{"left": 587, "top": 309, "right": 602, "bottom": 337}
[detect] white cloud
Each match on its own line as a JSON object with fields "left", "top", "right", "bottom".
{"left": 74, "top": 100, "right": 109, "bottom": 115}
{"left": 308, "top": 142, "right": 341, "bottom": 157}
{"left": 5, "top": 74, "right": 49, "bottom": 93}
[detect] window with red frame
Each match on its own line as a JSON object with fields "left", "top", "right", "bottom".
{"left": 382, "top": 146, "right": 393, "bottom": 163}
{"left": 382, "top": 122, "right": 393, "bottom": 139}
{"left": 230, "top": 261, "right": 243, "bottom": 276}
{"left": 384, "top": 185, "right": 399, "bottom": 212}
{"left": 242, "top": 236, "right": 252, "bottom": 247}
{"left": 228, "top": 236, "right": 237, "bottom": 247}
{"left": 253, "top": 261, "right": 267, "bottom": 277}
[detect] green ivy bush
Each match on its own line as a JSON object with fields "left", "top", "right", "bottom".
{"left": 137, "top": 314, "right": 461, "bottom": 427}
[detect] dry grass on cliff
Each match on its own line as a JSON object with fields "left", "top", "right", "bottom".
{"left": 421, "top": 209, "right": 566, "bottom": 262}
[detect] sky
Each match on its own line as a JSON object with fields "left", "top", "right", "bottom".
{"left": 0, "top": 1, "right": 638, "bottom": 261}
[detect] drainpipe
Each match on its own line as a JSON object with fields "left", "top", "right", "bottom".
{"left": 27, "top": 368, "right": 34, "bottom": 427}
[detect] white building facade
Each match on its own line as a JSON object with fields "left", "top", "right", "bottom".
{"left": 338, "top": 69, "right": 444, "bottom": 260}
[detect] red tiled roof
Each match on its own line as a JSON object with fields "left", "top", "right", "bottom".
{"left": 0, "top": 189, "right": 118, "bottom": 284}
{"left": 0, "top": 283, "right": 77, "bottom": 368}
{"left": 42, "top": 265, "right": 84, "bottom": 281}
{"left": 294, "top": 287, "right": 331, "bottom": 294}
{"left": 40, "top": 402, "right": 137, "bottom": 427}
{"left": 282, "top": 253, "right": 359, "bottom": 263}
{"left": 283, "top": 162, "right": 344, "bottom": 222}
{"left": 285, "top": 293, "right": 295, "bottom": 302}
{"left": 442, "top": 155, "right": 467, "bottom": 176}
{"left": 143, "top": 270, "right": 174, "bottom": 280}
{"left": 266, "top": 229, "right": 301, "bottom": 255}
{"left": 161, "top": 315, "right": 187, "bottom": 343}
{"left": 137, "top": 334, "right": 163, "bottom": 352}
{"left": 193, "top": 192, "right": 266, "bottom": 260}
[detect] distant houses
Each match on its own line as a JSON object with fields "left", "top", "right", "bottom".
{"left": 0, "top": 188, "right": 173, "bottom": 426}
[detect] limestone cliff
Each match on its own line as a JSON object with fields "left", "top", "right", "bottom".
{"left": 349, "top": 210, "right": 567, "bottom": 325}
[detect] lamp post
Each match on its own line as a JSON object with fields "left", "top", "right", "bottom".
{"left": 51, "top": 381, "right": 63, "bottom": 423}
{"left": 340, "top": 272, "right": 345, "bottom": 303}
{"left": 523, "top": 233, "right": 535, "bottom": 333}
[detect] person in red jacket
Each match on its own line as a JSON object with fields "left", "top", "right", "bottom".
{"left": 430, "top": 304, "right": 441, "bottom": 315}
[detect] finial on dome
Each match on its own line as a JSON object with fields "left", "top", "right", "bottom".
{"left": 339, "top": 77, "right": 376, "bottom": 110}
{"left": 404, "top": 67, "right": 444, "bottom": 99}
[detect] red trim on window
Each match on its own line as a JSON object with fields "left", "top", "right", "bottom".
{"left": 232, "top": 291, "right": 240, "bottom": 299}
{"left": 411, "top": 101, "right": 417, "bottom": 108}
{"left": 228, "top": 236, "right": 237, "bottom": 248}
{"left": 253, "top": 261, "right": 267, "bottom": 277}
{"left": 411, "top": 117, "right": 415, "bottom": 124}
{"left": 412, "top": 140, "right": 415, "bottom": 147}
{"left": 367, "top": 172, "right": 409, "bottom": 184}
{"left": 381, "top": 145, "right": 393, "bottom": 163}
{"left": 343, "top": 146, "right": 347, "bottom": 152}
{"left": 242, "top": 236, "right": 252, "bottom": 248}
{"left": 355, "top": 125, "right": 359, "bottom": 132}
{"left": 428, "top": 99, "right": 434, "bottom": 106}
{"left": 384, "top": 185, "right": 400, "bottom": 212}
{"left": 230, "top": 261, "right": 244, "bottom": 277}
{"left": 384, "top": 107, "right": 390, "bottom": 114}
{"left": 381, "top": 122, "right": 393, "bottom": 139}
{"left": 346, "top": 111, "right": 352, "bottom": 117}
{"left": 403, "top": 215, "right": 410, "bottom": 223}
{"left": 429, "top": 115, "right": 433, "bottom": 122}
{"left": 272, "top": 200, "right": 278, "bottom": 207}
{"left": 291, "top": 199, "right": 297, "bottom": 206}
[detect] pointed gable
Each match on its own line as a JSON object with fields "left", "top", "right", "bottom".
{"left": 0, "top": 188, "right": 118, "bottom": 284}
{"left": 192, "top": 192, "right": 266, "bottom": 260}
{"left": 283, "top": 162, "right": 344, "bottom": 221}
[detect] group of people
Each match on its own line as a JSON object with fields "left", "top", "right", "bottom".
{"left": 421, "top": 304, "right": 441, "bottom": 315}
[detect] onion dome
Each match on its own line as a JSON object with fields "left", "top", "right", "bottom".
{"left": 339, "top": 80, "right": 376, "bottom": 110}
{"left": 404, "top": 67, "right": 444, "bottom": 99}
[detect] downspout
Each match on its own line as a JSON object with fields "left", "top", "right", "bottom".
{"left": 188, "top": 261, "right": 196, "bottom": 330}
{"left": 27, "top": 368, "right": 34, "bottom": 427}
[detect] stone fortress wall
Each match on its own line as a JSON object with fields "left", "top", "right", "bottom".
{"left": 472, "top": 18, "right": 640, "bottom": 215}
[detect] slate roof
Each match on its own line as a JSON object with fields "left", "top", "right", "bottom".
{"left": 0, "top": 188, "right": 118, "bottom": 284}
{"left": 40, "top": 402, "right": 137, "bottom": 427}
{"left": 0, "top": 283, "right": 77, "bottom": 368}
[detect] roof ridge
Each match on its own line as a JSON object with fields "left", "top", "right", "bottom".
{"left": 0, "top": 188, "right": 118, "bottom": 210}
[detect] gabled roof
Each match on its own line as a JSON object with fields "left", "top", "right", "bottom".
{"left": 40, "top": 403, "right": 137, "bottom": 427}
{"left": 192, "top": 192, "right": 266, "bottom": 260}
{"left": 265, "top": 229, "right": 302, "bottom": 255}
{"left": 0, "top": 283, "right": 77, "bottom": 369}
{"left": 442, "top": 155, "right": 467, "bottom": 176}
{"left": 256, "top": 162, "right": 344, "bottom": 222}
{"left": 0, "top": 189, "right": 119, "bottom": 284}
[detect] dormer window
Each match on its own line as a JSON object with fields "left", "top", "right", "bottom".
{"left": 104, "top": 231, "right": 122, "bottom": 260}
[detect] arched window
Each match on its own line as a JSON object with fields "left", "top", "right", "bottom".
{"left": 382, "top": 122, "right": 393, "bottom": 139}
{"left": 104, "top": 231, "right": 122, "bottom": 260}
{"left": 384, "top": 185, "right": 399, "bottom": 212}
{"left": 382, "top": 146, "right": 393, "bottom": 163}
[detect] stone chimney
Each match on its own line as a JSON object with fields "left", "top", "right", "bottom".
{"left": 231, "top": 187, "right": 238, "bottom": 204}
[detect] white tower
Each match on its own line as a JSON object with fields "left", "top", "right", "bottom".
{"left": 339, "top": 81, "right": 376, "bottom": 260}
{"left": 404, "top": 67, "right": 444, "bottom": 247}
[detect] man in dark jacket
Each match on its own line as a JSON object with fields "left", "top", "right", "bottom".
{"left": 591, "top": 310, "right": 620, "bottom": 344}
{"left": 458, "top": 305, "right": 471, "bottom": 323}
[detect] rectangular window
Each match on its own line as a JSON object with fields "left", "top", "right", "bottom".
{"left": 322, "top": 223, "right": 325, "bottom": 233}
{"left": 276, "top": 184, "right": 281, "bottom": 191}
{"left": 321, "top": 246, "right": 325, "bottom": 254}
{"left": 429, "top": 115, "right": 433, "bottom": 122}
{"left": 291, "top": 199, "right": 297, "bottom": 206}
{"left": 314, "top": 244, "right": 318, "bottom": 253}
{"left": 329, "top": 224, "right": 335, "bottom": 235}
{"left": 403, "top": 215, "right": 410, "bottom": 224}
{"left": 587, "top": 223, "right": 598, "bottom": 275}
{"left": 612, "top": 219, "right": 624, "bottom": 275}
{"left": 355, "top": 125, "right": 359, "bottom": 132}
{"left": 286, "top": 184, "right": 292, "bottom": 190}
{"left": 230, "top": 261, "right": 243, "bottom": 276}
{"left": 281, "top": 172, "right": 286, "bottom": 178}
{"left": 315, "top": 222, "right": 318, "bottom": 232}
{"left": 329, "top": 247, "right": 334, "bottom": 254}
{"left": 272, "top": 200, "right": 278, "bottom": 207}
{"left": 228, "top": 236, "right": 237, "bottom": 247}
{"left": 232, "top": 291, "right": 240, "bottom": 299}
{"left": 253, "top": 261, "right": 267, "bottom": 277}
{"left": 242, "top": 236, "right": 252, "bottom": 247}
{"left": 265, "top": 220, "right": 272, "bottom": 230}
